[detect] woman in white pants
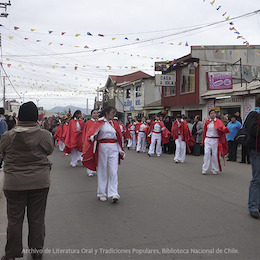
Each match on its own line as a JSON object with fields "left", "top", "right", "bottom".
{"left": 202, "top": 109, "right": 229, "bottom": 175}
{"left": 83, "top": 106, "right": 125, "bottom": 203}
{"left": 136, "top": 117, "right": 149, "bottom": 153}
{"left": 127, "top": 119, "right": 136, "bottom": 149}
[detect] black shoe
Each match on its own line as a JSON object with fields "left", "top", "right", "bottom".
{"left": 227, "top": 159, "right": 232, "bottom": 161}
{"left": 137, "top": 151, "right": 140, "bottom": 153}
{"left": 239, "top": 161, "right": 246, "bottom": 164}
{"left": 250, "top": 211, "right": 259, "bottom": 219}
{"left": 112, "top": 196, "right": 119, "bottom": 203}
{"left": 127, "top": 147, "right": 129, "bottom": 150}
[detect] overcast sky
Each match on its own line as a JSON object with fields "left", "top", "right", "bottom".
{"left": 0, "top": 0, "right": 260, "bottom": 110}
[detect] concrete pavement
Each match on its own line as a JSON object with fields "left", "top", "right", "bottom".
{"left": 0, "top": 147, "right": 259, "bottom": 260}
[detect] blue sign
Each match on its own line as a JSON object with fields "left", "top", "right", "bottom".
{"left": 130, "top": 106, "right": 134, "bottom": 112}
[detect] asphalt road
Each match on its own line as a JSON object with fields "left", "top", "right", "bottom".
{"left": 0, "top": 147, "right": 259, "bottom": 260}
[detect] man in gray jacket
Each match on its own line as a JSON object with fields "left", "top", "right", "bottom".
{"left": 192, "top": 115, "right": 204, "bottom": 156}
{"left": 1, "top": 101, "right": 54, "bottom": 260}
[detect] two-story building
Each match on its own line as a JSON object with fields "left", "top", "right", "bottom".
{"left": 156, "top": 45, "right": 260, "bottom": 121}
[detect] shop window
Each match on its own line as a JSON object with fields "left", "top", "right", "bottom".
{"left": 180, "top": 67, "right": 195, "bottom": 94}
{"left": 136, "top": 86, "right": 141, "bottom": 97}
{"left": 164, "top": 86, "right": 176, "bottom": 97}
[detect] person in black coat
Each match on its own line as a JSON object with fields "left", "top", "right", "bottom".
{"left": 163, "top": 116, "right": 174, "bottom": 154}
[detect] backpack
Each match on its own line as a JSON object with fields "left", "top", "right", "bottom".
{"left": 234, "top": 128, "right": 248, "bottom": 145}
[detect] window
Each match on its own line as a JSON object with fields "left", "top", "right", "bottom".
{"left": 164, "top": 86, "right": 175, "bottom": 97}
{"left": 136, "top": 86, "right": 141, "bottom": 97}
{"left": 126, "top": 88, "right": 131, "bottom": 99}
{"left": 180, "top": 67, "right": 195, "bottom": 94}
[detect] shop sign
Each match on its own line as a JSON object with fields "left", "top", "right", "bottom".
{"left": 207, "top": 72, "right": 233, "bottom": 90}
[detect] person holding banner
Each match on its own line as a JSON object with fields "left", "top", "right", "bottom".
{"left": 82, "top": 106, "right": 124, "bottom": 203}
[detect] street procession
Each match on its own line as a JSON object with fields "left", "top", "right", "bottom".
{"left": 0, "top": 0, "right": 260, "bottom": 260}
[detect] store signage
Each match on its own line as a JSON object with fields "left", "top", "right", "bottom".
{"left": 207, "top": 72, "right": 233, "bottom": 90}
{"left": 155, "top": 74, "right": 175, "bottom": 86}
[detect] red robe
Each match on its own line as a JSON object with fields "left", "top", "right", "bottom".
{"left": 82, "top": 119, "right": 124, "bottom": 171}
{"left": 147, "top": 121, "right": 171, "bottom": 144}
{"left": 120, "top": 124, "right": 127, "bottom": 139}
{"left": 61, "top": 123, "right": 68, "bottom": 143}
{"left": 171, "top": 120, "right": 195, "bottom": 152}
{"left": 126, "top": 124, "right": 135, "bottom": 139}
{"left": 54, "top": 124, "right": 63, "bottom": 144}
{"left": 64, "top": 119, "right": 85, "bottom": 153}
{"left": 202, "top": 119, "right": 230, "bottom": 171}
{"left": 82, "top": 119, "right": 96, "bottom": 147}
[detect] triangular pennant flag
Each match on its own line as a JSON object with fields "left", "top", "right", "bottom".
{"left": 36, "top": 40, "right": 41, "bottom": 42}
{"left": 230, "top": 22, "right": 234, "bottom": 25}
{"left": 185, "top": 41, "right": 189, "bottom": 46}
{"left": 216, "top": 6, "right": 221, "bottom": 10}
{"left": 49, "top": 31, "right": 53, "bottom": 34}
{"left": 7, "top": 64, "right": 11, "bottom": 68}
{"left": 75, "top": 66, "right": 78, "bottom": 70}
{"left": 221, "top": 50, "right": 225, "bottom": 53}
{"left": 178, "top": 42, "right": 182, "bottom": 45}
{"left": 24, "top": 38, "right": 29, "bottom": 40}
{"left": 222, "top": 12, "right": 226, "bottom": 16}
{"left": 48, "top": 42, "right": 53, "bottom": 45}
{"left": 125, "top": 37, "right": 128, "bottom": 40}
{"left": 112, "top": 37, "right": 116, "bottom": 40}
{"left": 60, "top": 43, "right": 63, "bottom": 46}
{"left": 9, "top": 36, "right": 13, "bottom": 39}
{"left": 210, "top": 0, "right": 215, "bottom": 5}
{"left": 230, "top": 51, "right": 233, "bottom": 55}
{"left": 61, "top": 32, "right": 66, "bottom": 35}
{"left": 30, "top": 29, "right": 36, "bottom": 32}
{"left": 87, "top": 32, "right": 92, "bottom": 36}
{"left": 93, "top": 49, "right": 97, "bottom": 52}
{"left": 75, "top": 34, "right": 80, "bottom": 37}
{"left": 136, "top": 38, "right": 140, "bottom": 41}
{"left": 84, "top": 45, "right": 89, "bottom": 48}
{"left": 225, "top": 16, "right": 230, "bottom": 21}
{"left": 215, "top": 49, "right": 219, "bottom": 53}
{"left": 14, "top": 26, "right": 19, "bottom": 30}
{"left": 98, "top": 34, "right": 104, "bottom": 37}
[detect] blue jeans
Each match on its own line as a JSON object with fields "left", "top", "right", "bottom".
{"left": 248, "top": 150, "right": 260, "bottom": 212}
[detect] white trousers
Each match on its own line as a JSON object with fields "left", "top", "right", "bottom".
{"left": 174, "top": 136, "right": 186, "bottom": 162}
{"left": 70, "top": 149, "right": 83, "bottom": 167}
{"left": 97, "top": 143, "right": 120, "bottom": 198}
{"left": 202, "top": 138, "right": 219, "bottom": 172}
{"left": 127, "top": 132, "right": 136, "bottom": 148}
{"left": 58, "top": 140, "right": 65, "bottom": 152}
{"left": 136, "top": 132, "right": 147, "bottom": 152}
{"left": 148, "top": 133, "right": 162, "bottom": 155}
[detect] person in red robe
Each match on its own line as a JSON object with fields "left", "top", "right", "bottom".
{"left": 171, "top": 115, "right": 195, "bottom": 163}
{"left": 147, "top": 115, "right": 171, "bottom": 156}
{"left": 64, "top": 110, "right": 84, "bottom": 167}
{"left": 202, "top": 109, "right": 230, "bottom": 175}
{"left": 82, "top": 106, "right": 124, "bottom": 203}
{"left": 136, "top": 117, "right": 149, "bottom": 153}
{"left": 118, "top": 119, "right": 127, "bottom": 148}
{"left": 82, "top": 109, "right": 99, "bottom": 176}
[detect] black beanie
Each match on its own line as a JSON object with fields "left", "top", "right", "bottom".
{"left": 18, "top": 101, "right": 38, "bottom": 122}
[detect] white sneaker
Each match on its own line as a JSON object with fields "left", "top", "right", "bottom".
{"left": 71, "top": 165, "right": 77, "bottom": 167}
{"left": 213, "top": 171, "right": 218, "bottom": 175}
{"left": 174, "top": 159, "right": 179, "bottom": 163}
{"left": 99, "top": 197, "right": 107, "bottom": 202}
{"left": 88, "top": 173, "right": 94, "bottom": 177}
{"left": 112, "top": 196, "right": 119, "bottom": 203}
{"left": 202, "top": 170, "right": 207, "bottom": 175}
{"left": 157, "top": 154, "right": 161, "bottom": 157}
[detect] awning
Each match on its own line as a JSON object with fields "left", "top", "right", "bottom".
{"left": 148, "top": 109, "right": 161, "bottom": 115}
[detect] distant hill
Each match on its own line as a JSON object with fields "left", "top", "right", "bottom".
{"left": 48, "top": 106, "right": 91, "bottom": 114}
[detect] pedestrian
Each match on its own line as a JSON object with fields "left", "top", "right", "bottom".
{"left": 0, "top": 101, "right": 54, "bottom": 260}
{"left": 5, "top": 115, "right": 16, "bottom": 131}
{"left": 235, "top": 111, "right": 242, "bottom": 124}
{"left": 171, "top": 115, "right": 195, "bottom": 163}
{"left": 244, "top": 94, "right": 260, "bottom": 219}
{"left": 118, "top": 119, "right": 127, "bottom": 148}
{"left": 82, "top": 106, "right": 125, "bottom": 203}
{"left": 127, "top": 119, "right": 136, "bottom": 150}
{"left": 64, "top": 110, "right": 84, "bottom": 167}
{"left": 226, "top": 115, "right": 242, "bottom": 162}
{"left": 42, "top": 117, "right": 50, "bottom": 131}
{"left": 0, "top": 108, "right": 8, "bottom": 171}
{"left": 136, "top": 117, "right": 149, "bottom": 153}
{"left": 163, "top": 116, "right": 173, "bottom": 154}
{"left": 147, "top": 114, "right": 170, "bottom": 157}
{"left": 82, "top": 109, "right": 99, "bottom": 176}
{"left": 202, "top": 109, "right": 229, "bottom": 175}
{"left": 192, "top": 115, "right": 204, "bottom": 156}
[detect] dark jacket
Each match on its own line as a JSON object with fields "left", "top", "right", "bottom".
{"left": 244, "top": 109, "right": 260, "bottom": 151}
{"left": 0, "top": 122, "right": 54, "bottom": 190}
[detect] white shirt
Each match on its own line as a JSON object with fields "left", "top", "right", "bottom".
{"left": 74, "top": 118, "right": 82, "bottom": 131}
{"left": 154, "top": 122, "right": 162, "bottom": 132}
{"left": 139, "top": 123, "right": 147, "bottom": 132}
{"left": 206, "top": 119, "right": 219, "bottom": 137}
{"left": 97, "top": 119, "right": 117, "bottom": 140}
{"left": 129, "top": 125, "right": 135, "bottom": 131}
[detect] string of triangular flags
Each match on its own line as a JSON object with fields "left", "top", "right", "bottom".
{"left": 203, "top": 0, "right": 250, "bottom": 45}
